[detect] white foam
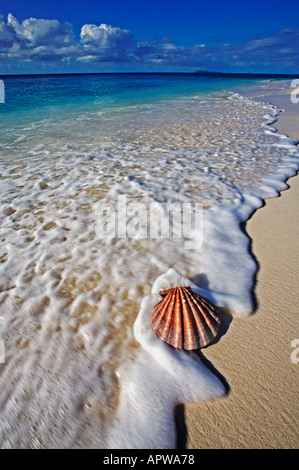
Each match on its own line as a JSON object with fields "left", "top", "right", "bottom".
{"left": 0, "top": 86, "right": 299, "bottom": 448}
{"left": 107, "top": 269, "right": 225, "bottom": 449}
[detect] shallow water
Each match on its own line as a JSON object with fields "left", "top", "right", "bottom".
{"left": 0, "top": 74, "right": 298, "bottom": 448}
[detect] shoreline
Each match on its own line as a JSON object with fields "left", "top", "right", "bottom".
{"left": 184, "top": 85, "right": 299, "bottom": 448}
{"left": 1, "top": 76, "right": 298, "bottom": 448}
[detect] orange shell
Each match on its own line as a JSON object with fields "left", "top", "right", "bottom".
{"left": 151, "top": 285, "right": 221, "bottom": 350}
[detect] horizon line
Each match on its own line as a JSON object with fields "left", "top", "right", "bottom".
{"left": 0, "top": 70, "right": 298, "bottom": 78}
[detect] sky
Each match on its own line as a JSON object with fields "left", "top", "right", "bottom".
{"left": 0, "top": 0, "right": 299, "bottom": 74}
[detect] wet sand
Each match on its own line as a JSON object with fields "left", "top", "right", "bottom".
{"left": 184, "top": 87, "right": 299, "bottom": 449}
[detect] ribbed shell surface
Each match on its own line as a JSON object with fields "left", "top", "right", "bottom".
{"left": 150, "top": 285, "right": 221, "bottom": 350}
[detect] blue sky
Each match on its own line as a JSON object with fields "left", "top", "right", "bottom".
{"left": 0, "top": 0, "right": 299, "bottom": 74}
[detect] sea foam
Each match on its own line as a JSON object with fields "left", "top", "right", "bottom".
{"left": 107, "top": 268, "right": 225, "bottom": 449}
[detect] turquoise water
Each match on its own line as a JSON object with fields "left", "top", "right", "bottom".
{"left": 2, "top": 73, "right": 250, "bottom": 109}
{"left": 0, "top": 72, "right": 277, "bottom": 159}
{"left": 0, "top": 73, "right": 259, "bottom": 127}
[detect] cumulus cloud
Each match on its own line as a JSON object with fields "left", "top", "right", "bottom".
{"left": 131, "top": 30, "right": 299, "bottom": 70}
{"left": 218, "top": 30, "right": 299, "bottom": 70}
{"left": 0, "top": 13, "right": 77, "bottom": 62}
{"left": 79, "top": 22, "right": 136, "bottom": 62}
{"left": 0, "top": 13, "right": 298, "bottom": 72}
{"left": 0, "top": 18, "right": 15, "bottom": 49}
{"left": 7, "top": 13, "right": 74, "bottom": 48}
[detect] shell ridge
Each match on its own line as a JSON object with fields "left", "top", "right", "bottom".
{"left": 161, "top": 290, "right": 178, "bottom": 347}
{"left": 154, "top": 292, "right": 174, "bottom": 325}
{"left": 193, "top": 294, "right": 221, "bottom": 323}
{"left": 151, "top": 291, "right": 175, "bottom": 338}
{"left": 185, "top": 288, "right": 221, "bottom": 346}
{"left": 150, "top": 285, "right": 221, "bottom": 350}
{"left": 151, "top": 288, "right": 180, "bottom": 348}
{"left": 173, "top": 287, "right": 183, "bottom": 348}
{"left": 185, "top": 288, "right": 220, "bottom": 328}
{"left": 180, "top": 287, "right": 200, "bottom": 349}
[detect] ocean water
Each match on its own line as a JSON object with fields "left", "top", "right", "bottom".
{"left": 0, "top": 73, "right": 298, "bottom": 448}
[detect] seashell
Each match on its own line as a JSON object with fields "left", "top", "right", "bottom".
{"left": 151, "top": 285, "right": 221, "bottom": 350}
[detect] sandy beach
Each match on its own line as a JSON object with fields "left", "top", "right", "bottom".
{"left": 1, "top": 75, "right": 298, "bottom": 449}
{"left": 184, "top": 87, "right": 299, "bottom": 449}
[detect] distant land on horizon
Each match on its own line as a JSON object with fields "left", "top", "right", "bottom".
{"left": 0, "top": 70, "right": 298, "bottom": 78}
{"left": 194, "top": 70, "right": 299, "bottom": 78}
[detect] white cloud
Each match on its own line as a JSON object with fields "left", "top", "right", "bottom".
{"left": 0, "top": 14, "right": 298, "bottom": 72}
{"left": 0, "top": 13, "right": 76, "bottom": 62}
{"left": 79, "top": 23, "right": 136, "bottom": 62}
{"left": 77, "top": 54, "right": 96, "bottom": 62}
{"left": 245, "top": 36, "right": 280, "bottom": 51}
{"left": 0, "top": 17, "right": 15, "bottom": 49}
{"left": 7, "top": 13, "right": 75, "bottom": 48}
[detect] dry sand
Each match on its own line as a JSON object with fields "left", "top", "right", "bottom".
{"left": 184, "top": 87, "right": 299, "bottom": 449}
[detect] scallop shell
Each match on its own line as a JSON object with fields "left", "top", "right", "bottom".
{"left": 151, "top": 285, "right": 221, "bottom": 350}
